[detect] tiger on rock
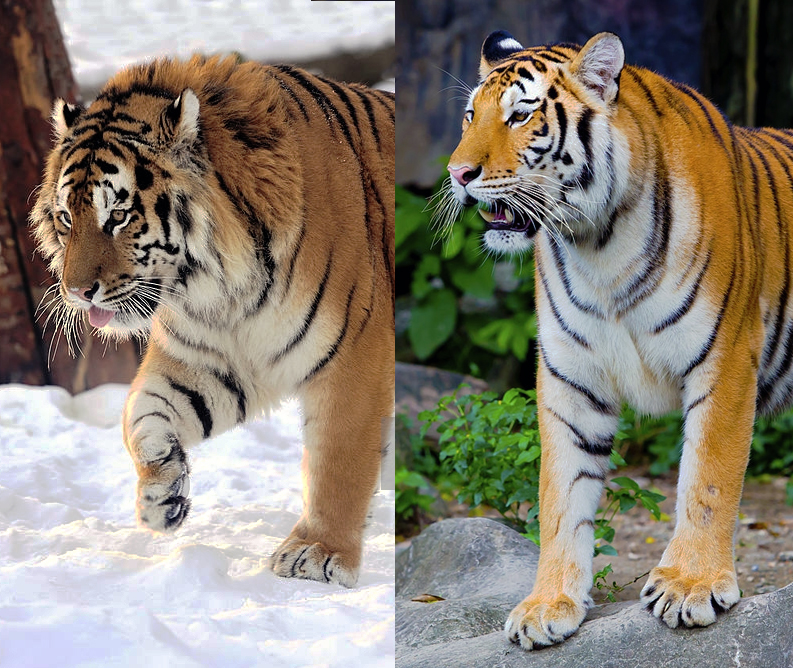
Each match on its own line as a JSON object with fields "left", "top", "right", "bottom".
{"left": 442, "top": 30, "right": 793, "bottom": 648}
{"left": 31, "top": 55, "right": 394, "bottom": 588}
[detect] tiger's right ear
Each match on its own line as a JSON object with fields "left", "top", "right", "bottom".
{"left": 479, "top": 31, "right": 525, "bottom": 80}
{"left": 51, "top": 99, "right": 84, "bottom": 140}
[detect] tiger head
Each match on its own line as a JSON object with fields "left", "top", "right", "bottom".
{"left": 30, "top": 85, "right": 205, "bottom": 339}
{"left": 446, "top": 31, "right": 626, "bottom": 254}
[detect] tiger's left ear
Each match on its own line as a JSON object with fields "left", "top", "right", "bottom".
{"left": 161, "top": 89, "right": 200, "bottom": 148}
{"left": 479, "top": 31, "right": 525, "bottom": 80}
{"left": 570, "top": 32, "right": 624, "bottom": 105}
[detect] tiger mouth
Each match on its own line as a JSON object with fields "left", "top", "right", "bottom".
{"left": 478, "top": 204, "right": 540, "bottom": 236}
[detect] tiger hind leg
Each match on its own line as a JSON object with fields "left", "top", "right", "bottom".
{"left": 270, "top": 355, "right": 391, "bottom": 587}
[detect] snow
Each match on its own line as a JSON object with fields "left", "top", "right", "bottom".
{"left": 0, "top": 384, "right": 395, "bottom": 667}
{"left": 53, "top": 0, "right": 395, "bottom": 94}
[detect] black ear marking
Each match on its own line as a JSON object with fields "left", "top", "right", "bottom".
{"left": 62, "top": 103, "right": 82, "bottom": 129}
{"left": 479, "top": 31, "right": 525, "bottom": 80}
{"left": 164, "top": 94, "right": 183, "bottom": 130}
{"left": 482, "top": 31, "right": 525, "bottom": 64}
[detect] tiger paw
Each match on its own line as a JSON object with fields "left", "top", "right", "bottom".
{"left": 504, "top": 593, "right": 590, "bottom": 650}
{"left": 136, "top": 443, "right": 191, "bottom": 532}
{"left": 640, "top": 566, "right": 740, "bottom": 628}
{"left": 269, "top": 537, "right": 359, "bottom": 588}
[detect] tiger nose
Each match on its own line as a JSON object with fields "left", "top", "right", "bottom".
{"left": 68, "top": 284, "right": 98, "bottom": 303}
{"left": 448, "top": 165, "right": 482, "bottom": 186}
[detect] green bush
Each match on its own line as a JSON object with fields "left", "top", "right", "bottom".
{"left": 396, "top": 175, "right": 536, "bottom": 375}
{"left": 418, "top": 386, "right": 666, "bottom": 559}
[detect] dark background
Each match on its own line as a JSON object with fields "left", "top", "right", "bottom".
{"left": 396, "top": 0, "right": 793, "bottom": 189}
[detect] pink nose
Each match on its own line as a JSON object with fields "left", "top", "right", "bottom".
{"left": 448, "top": 165, "right": 481, "bottom": 186}
{"left": 68, "top": 285, "right": 96, "bottom": 303}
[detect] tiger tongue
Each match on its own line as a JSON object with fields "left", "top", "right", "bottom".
{"left": 88, "top": 306, "right": 115, "bottom": 328}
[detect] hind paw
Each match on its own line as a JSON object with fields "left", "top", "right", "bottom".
{"left": 269, "top": 537, "right": 359, "bottom": 587}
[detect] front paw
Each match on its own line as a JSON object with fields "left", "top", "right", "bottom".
{"left": 269, "top": 536, "right": 359, "bottom": 588}
{"left": 640, "top": 566, "right": 740, "bottom": 628}
{"left": 504, "top": 592, "right": 590, "bottom": 650}
{"left": 136, "top": 442, "right": 191, "bottom": 532}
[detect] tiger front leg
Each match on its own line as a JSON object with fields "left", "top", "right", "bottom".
{"left": 639, "top": 349, "right": 755, "bottom": 628}
{"left": 505, "top": 353, "right": 618, "bottom": 649}
{"left": 269, "top": 357, "right": 389, "bottom": 587}
{"left": 122, "top": 344, "right": 239, "bottom": 532}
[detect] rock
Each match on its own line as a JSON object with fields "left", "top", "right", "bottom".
{"left": 397, "top": 517, "right": 793, "bottom": 668}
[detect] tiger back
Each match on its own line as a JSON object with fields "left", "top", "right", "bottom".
{"left": 30, "top": 54, "right": 395, "bottom": 587}
{"left": 444, "top": 31, "right": 793, "bottom": 648}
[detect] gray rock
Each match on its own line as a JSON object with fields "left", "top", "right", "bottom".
{"left": 397, "top": 517, "right": 793, "bottom": 668}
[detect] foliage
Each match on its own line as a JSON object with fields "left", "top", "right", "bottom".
{"left": 614, "top": 408, "right": 683, "bottom": 476}
{"left": 396, "top": 173, "right": 536, "bottom": 374}
{"left": 752, "top": 411, "right": 793, "bottom": 504}
{"left": 418, "top": 386, "right": 667, "bottom": 561}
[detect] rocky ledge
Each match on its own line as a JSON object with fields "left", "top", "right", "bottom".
{"left": 396, "top": 518, "right": 793, "bottom": 668}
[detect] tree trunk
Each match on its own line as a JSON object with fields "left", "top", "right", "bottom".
{"left": 0, "top": 0, "right": 141, "bottom": 392}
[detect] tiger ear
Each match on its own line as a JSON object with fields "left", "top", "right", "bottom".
{"left": 51, "top": 99, "right": 84, "bottom": 140}
{"left": 479, "top": 31, "right": 525, "bottom": 80}
{"left": 569, "top": 32, "right": 624, "bottom": 105}
{"left": 161, "top": 88, "right": 200, "bottom": 147}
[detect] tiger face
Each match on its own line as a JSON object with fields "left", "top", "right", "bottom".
{"left": 446, "top": 31, "right": 627, "bottom": 255}
{"left": 33, "top": 91, "right": 203, "bottom": 337}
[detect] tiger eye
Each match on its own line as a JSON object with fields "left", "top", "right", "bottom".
{"left": 111, "top": 209, "right": 126, "bottom": 223}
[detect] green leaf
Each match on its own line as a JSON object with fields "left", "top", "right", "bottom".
{"left": 611, "top": 476, "right": 641, "bottom": 491}
{"left": 441, "top": 222, "right": 466, "bottom": 259}
{"left": 595, "top": 544, "right": 618, "bottom": 556}
{"left": 408, "top": 289, "right": 457, "bottom": 360}
{"left": 515, "top": 445, "right": 541, "bottom": 466}
{"left": 448, "top": 261, "right": 496, "bottom": 299}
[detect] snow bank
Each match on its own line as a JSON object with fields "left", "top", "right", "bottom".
{"left": 0, "top": 384, "right": 394, "bottom": 667}
{"left": 53, "top": 0, "right": 395, "bottom": 94}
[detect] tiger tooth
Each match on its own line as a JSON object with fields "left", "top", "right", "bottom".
{"left": 478, "top": 208, "right": 495, "bottom": 222}
{"left": 505, "top": 209, "right": 514, "bottom": 223}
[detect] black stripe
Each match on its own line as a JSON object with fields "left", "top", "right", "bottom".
{"left": 135, "top": 164, "right": 154, "bottom": 191}
{"left": 144, "top": 391, "right": 178, "bottom": 415}
{"left": 547, "top": 241, "right": 604, "bottom": 317}
{"left": 571, "top": 470, "right": 606, "bottom": 485}
{"left": 301, "top": 283, "right": 356, "bottom": 384}
{"left": 541, "top": 345, "right": 615, "bottom": 415}
{"left": 174, "top": 193, "right": 192, "bottom": 234}
{"left": 154, "top": 193, "right": 171, "bottom": 241}
{"left": 274, "top": 66, "right": 357, "bottom": 153}
{"left": 671, "top": 81, "right": 730, "bottom": 151}
{"left": 651, "top": 250, "right": 711, "bottom": 334}
{"left": 551, "top": 102, "right": 567, "bottom": 163}
{"left": 167, "top": 378, "right": 213, "bottom": 439}
{"left": 625, "top": 68, "right": 662, "bottom": 117}
{"left": 282, "top": 220, "right": 306, "bottom": 298}
{"left": 684, "top": 390, "right": 711, "bottom": 419}
{"left": 683, "top": 271, "right": 735, "bottom": 377}
{"left": 211, "top": 369, "right": 247, "bottom": 424}
{"left": 319, "top": 76, "right": 362, "bottom": 142}
{"left": 273, "top": 252, "right": 333, "bottom": 362}
{"left": 94, "top": 158, "right": 118, "bottom": 174}
{"left": 537, "top": 257, "right": 590, "bottom": 348}
{"left": 351, "top": 87, "right": 382, "bottom": 150}
{"left": 548, "top": 407, "right": 614, "bottom": 455}
{"left": 131, "top": 411, "right": 171, "bottom": 429}
{"left": 576, "top": 108, "right": 595, "bottom": 189}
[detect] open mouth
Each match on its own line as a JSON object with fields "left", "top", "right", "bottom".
{"left": 478, "top": 203, "right": 540, "bottom": 236}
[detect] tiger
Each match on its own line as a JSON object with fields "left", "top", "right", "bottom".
{"left": 30, "top": 54, "right": 395, "bottom": 588}
{"left": 441, "top": 30, "right": 793, "bottom": 648}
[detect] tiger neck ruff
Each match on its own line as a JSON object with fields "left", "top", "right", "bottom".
{"left": 31, "top": 55, "right": 395, "bottom": 588}
{"left": 443, "top": 30, "right": 791, "bottom": 649}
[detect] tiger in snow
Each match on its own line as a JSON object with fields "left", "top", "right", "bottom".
{"left": 441, "top": 30, "right": 793, "bottom": 647}
{"left": 31, "top": 54, "right": 394, "bottom": 587}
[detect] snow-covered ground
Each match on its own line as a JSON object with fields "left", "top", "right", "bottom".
{"left": 0, "top": 384, "right": 394, "bottom": 667}
{"left": 53, "top": 0, "right": 395, "bottom": 93}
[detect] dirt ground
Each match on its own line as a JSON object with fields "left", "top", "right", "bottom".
{"left": 408, "top": 470, "right": 793, "bottom": 604}
{"left": 590, "top": 470, "right": 793, "bottom": 603}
